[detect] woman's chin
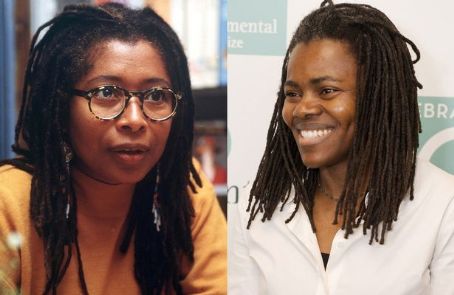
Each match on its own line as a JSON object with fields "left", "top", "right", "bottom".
{"left": 73, "top": 165, "right": 149, "bottom": 186}
{"left": 300, "top": 155, "right": 323, "bottom": 169}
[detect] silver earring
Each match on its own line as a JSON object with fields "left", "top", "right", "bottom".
{"left": 152, "top": 166, "right": 161, "bottom": 232}
{"left": 62, "top": 142, "right": 73, "bottom": 220}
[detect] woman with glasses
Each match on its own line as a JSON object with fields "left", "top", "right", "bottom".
{"left": 0, "top": 3, "right": 226, "bottom": 295}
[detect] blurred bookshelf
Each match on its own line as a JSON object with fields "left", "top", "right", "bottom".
{"left": 193, "top": 87, "right": 227, "bottom": 216}
{"left": 29, "top": 0, "right": 227, "bottom": 89}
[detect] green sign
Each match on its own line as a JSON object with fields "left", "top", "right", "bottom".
{"left": 228, "top": 0, "right": 287, "bottom": 56}
{"left": 418, "top": 96, "right": 454, "bottom": 174}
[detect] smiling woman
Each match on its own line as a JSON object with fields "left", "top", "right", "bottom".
{"left": 229, "top": 1, "right": 454, "bottom": 294}
{"left": 0, "top": 3, "right": 226, "bottom": 295}
{"left": 282, "top": 39, "right": 356, "bottom": 170}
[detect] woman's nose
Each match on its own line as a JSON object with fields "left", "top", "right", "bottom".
{"left": 293, "top": 93, "right": 322, "bottom": 119}
{"left": 116, "top": 96, "right": 147, "bottom": 132}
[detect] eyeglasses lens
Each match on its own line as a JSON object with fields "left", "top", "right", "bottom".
{"left": 90, "top": 87, "right": 125, "bottom": 119}
{"left": 142, "top": 89, "right": 176, "bottom": 120}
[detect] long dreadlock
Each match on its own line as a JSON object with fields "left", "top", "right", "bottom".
{"left": 1, "top": 3, "right": 201, "bottom": 294}
{"left": 247, "top": 1, "right": 422, "bottom": 245}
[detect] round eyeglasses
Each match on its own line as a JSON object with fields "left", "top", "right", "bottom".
{"left": 73, "top": 85, "right": 182, "bottom": 121}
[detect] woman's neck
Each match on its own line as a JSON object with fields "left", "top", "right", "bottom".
{"left": 71, "top": 166, "right": 136, "bottom": 219}
{"left": 318, "top": 161, "right": 348, "bottom": 199}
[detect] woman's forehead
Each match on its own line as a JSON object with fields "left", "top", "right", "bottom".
{"left": 75, "top": 39, "right": 171, "bottom": 90}
{"left": 76, "top": 40, "right": 171, "bottom": 90}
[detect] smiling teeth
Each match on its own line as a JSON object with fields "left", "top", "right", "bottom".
{"left": 300, "top": 129, "right": 333, "bottom": 138}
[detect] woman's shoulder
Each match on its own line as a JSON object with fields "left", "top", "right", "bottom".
{"left": 0, "top": 164, "right": 32, "bottom": 199}
{"left": 187, "top": 159, "right": 226, "bottom": 231}
{"left": 0, "top": 164, "right": 32, "bottom": 220}
{"left": 188, "top": 159, "right": 217, "bottom": 208}
{"left": 0, "top": 165, "right": 35, "bottom": 294}
{"left": 182, "top": 161, "right": 227, "bottom": 294}
{"left": 0, "top": 163, "right": 32, "bottom": 177}
{"left": 414, "top": 158, "right": 454, "bottom": 200}
{"left": 401, "top": 158, "right": 454, "bottom": 225}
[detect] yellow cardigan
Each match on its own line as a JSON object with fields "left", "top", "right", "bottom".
{"left": 0, "top": 164, "right": 226, "bottom": 294}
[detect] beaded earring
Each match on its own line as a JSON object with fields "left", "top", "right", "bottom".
{"left": 152, "top": 166, "right": 161, "bottom": 232}
{"left": 62, "top": 142, "right": 73, "bottom": 220}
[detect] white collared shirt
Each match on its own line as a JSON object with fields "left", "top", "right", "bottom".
{"left": 229, "top": 159, "right": 454, "bottom": 295}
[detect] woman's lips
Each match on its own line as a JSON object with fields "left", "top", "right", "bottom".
{"left": 112, "top": 150, "right": 147, "bottom": 164}
{"left": 109, "top": 144, "right": 150, "bottom": 165}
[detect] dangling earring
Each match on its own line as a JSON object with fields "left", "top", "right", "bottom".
{"left": 62, "top": 142, "right": 73, "bottom": 220}
{"left": 152, "top": 166, "right": 161, "bottom": 232}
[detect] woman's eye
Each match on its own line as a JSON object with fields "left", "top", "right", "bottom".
{"left": 147, "top": 90, "right": 164, "bottom": 102}
{"left": 320, "top": 88, "right": 338, "bottom": 96}
{"left": 285, "top": 91, "right": 300, "bottom": 98}
{"left": 95, "top": 87, "right": 116, "bottom": 99}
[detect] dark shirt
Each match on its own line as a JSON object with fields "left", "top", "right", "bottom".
{"left": 321, "top": 252, "right": 330, "bottom": 269}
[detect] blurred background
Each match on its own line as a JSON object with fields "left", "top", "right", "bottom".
{"left": 0, "top": 0, "right": 227, "bottom": 213}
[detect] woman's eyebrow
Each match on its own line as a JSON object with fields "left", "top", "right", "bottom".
{"left": 284, "top": 76, "right": 341, "bottom": 89}
{"left": 284, "top": 80, "right": 300, "bottom": 89}
{"left": 309, "top": 76, "right": 341, "bottom": 85}
{"left": 84, "top": 76, "right": 171, "bottom": 87}
{"left": 85, "top": 75, "right": 122, "bottom": 85}
{"left": 142, "top": 77, "right": 171, "bottom": 87}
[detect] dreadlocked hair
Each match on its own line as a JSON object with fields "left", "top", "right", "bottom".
{"left": 247, "top": 1, "right": 422, "bottom": 245}
{"left": 1, "top": 3, "right": 201, "bottom": 294}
